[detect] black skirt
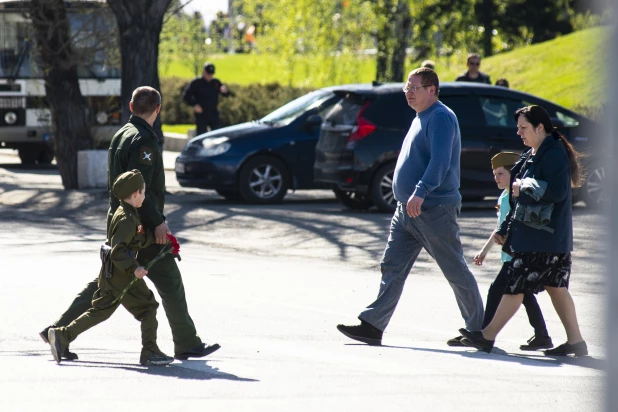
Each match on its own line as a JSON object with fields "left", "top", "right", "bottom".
{"left": 503, "top": 252, "right": 571, "bottom": 295}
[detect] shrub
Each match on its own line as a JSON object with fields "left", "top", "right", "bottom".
{"left": 160, "top": 77, "right": 314, "bottom": 127}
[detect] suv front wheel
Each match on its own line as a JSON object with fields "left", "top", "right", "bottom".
{"left": 370, "top": 163, "right": 397, "bottom": 213}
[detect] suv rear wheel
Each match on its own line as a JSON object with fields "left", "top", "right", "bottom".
{"left": 370, "top": 163, "right": 397, "bottom": 213}
{"left": 583, "top": 163, "right": 606, "bottom": 207}
{"left": 332, "top": 188, "right": 373, "bottom": 210}
{"left": 238, "top": 155, "right": 289, "bottom": 203}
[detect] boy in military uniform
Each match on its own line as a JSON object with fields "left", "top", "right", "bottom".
{"left": 47, "top": 170, "right": 174, "bottom": 366}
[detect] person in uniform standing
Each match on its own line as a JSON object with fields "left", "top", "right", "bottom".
{"left": 182, "top": 62, "right": 231, "bottom": 135}
{"left": 40, "top": 87, "right": 220, "bottom": 360}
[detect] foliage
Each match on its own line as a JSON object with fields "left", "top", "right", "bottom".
{"left": 236, "top": 0, "right": 377, "bottom": 87}
{"left": 160, "top": 77, "right": 313, "bottom": 126}
{"left": 160, "top": 8, "right": 208, "bottom": 78}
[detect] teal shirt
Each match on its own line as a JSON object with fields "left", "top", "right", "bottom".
{"left": 498, "top": 189, "right": 512, "bottom": 263}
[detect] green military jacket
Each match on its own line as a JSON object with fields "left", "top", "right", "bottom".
{"left": 107, "top": 116, "right": 165, "bottom": 234}
{"left": 108, "top": 201, "right": 155, "bottom": 278}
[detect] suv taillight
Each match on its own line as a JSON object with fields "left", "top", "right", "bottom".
{"left": 348, "top": 101, "right": 376, "bottom": 143}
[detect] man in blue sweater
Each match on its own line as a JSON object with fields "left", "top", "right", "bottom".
{"left": 337, "top": 67, "right": 485, "bottom": 346}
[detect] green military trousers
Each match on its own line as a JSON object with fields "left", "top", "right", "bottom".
{"left": 54, "top": 244, "right": 202, "bottom": 355}
{"left": 65, "top": 272, "right": 160, "bottom": 353}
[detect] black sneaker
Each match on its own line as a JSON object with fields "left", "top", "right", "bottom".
{"left": 544, "top": 341, "right": 588, "bottom": 357}
{"left": 520, "top": 335, "right": 553, "bottom": 351}
{"left": 174, "top": 343, "right": 221, "bottom": 360}
{"left": 447, "top": 335, "right": 466, "bottom": 347}
{"left": 140, "top": 350, "right": 174, "bottom": 366}
{"left": 459, "top": 328, "right": 494, "bottom": 353}
{"left": 336, "top": 320, "right": 383, "bottom": 346}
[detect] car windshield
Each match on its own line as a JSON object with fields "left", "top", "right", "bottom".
{"left": 260, "top": 90, "right": 333, "bottom": 126}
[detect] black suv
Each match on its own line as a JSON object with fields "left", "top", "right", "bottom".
{"left": 314, "top": 82, "right": 602, "bottom": 212}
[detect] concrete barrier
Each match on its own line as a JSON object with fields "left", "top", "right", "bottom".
{"left": 77, "top": 150, "right": 107, "bottom": 189}
{"left": 163, "top": 131, "right": 193, "bottom": 152}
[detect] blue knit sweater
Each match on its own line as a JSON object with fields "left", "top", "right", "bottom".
{"left": 392, "top": 100, "right": 462, "bottom": 206}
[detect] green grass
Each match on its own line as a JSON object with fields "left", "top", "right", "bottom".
{"left": 160, "top": 27, "right": 608, "bottom": 115}
{"left": 161, "top": 124, "right": 194, "bottom": 135}
{"left": 432, "top": 27, "right": 608, "bottom": 114}
{"left": 160, "top": 53, "right": 377, "bottom": 86}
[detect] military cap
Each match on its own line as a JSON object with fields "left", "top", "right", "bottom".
{"left": 112, "top": 169, "right": 145, "bottom": 200}
{"left": 491, "top": 152, "right": 520, "bottom": 170}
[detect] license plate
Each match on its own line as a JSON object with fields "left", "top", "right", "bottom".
{"left": 175, "top": 162, "right": 185, "bottom": 174}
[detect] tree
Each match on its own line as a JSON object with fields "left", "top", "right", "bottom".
{"left": 107, "top": 0, "right": 173, "bottom": 138}
{"left": 372, "top": 0, "right": 411, "bottom": 82}
{"left": 30, "top": 0, "right": 93, "bottom": 189}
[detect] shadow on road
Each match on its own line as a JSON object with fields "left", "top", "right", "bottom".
{"left": 348, "top": 343, "right": 605, "bottom": 371}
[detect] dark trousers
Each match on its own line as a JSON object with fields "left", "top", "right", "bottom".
{"left": 53, "top": 244, "right": 203, "bottom": 355}
{"left": 195, "top": 111, "right": 221, "bottom": 135}
{"left": 482, "top": 262, "right": 549, "bottom": 337}
{"left": 66, "top": 273, "right": 159, "bottom": 353}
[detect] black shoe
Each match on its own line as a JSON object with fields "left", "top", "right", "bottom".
{"left": 447, "top": 335, "right": 466, "bottom": 347}
{"left": 62, "top": 348, "right": 78, "bottom": 361}
{"left": 39, "top": 325, "right": 53, "bottom": 344}
{"left": 336, "top": 321, "right": 383, "bottom": 346}
{"left": 41, "top": 325, "right": 78, "bottom": 360}
{"left": 520, "top": 335, "right": 553, "bottom": 351}
{"left": 543, "top": 341, "right": 588, "bottom": 357}
{"left": 174, "top": 343, "right": 221, "bottom": 360}
{"left": 140, "top": 351, "right": 174, "bottom": 366}
{"left": 48, "top": 328, "right": 69, "bottom": 364}
{"left": 459, "top": 328, "right": 494, "bottom": 353}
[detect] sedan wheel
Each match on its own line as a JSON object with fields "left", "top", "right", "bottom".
{"left": 584, "top": 165, "right": 606, "bottom": 207}
{"left": 239, "top": 156, "right": 289, "bottom": 203}
{"left": 370, "top": 163, "right": 397, "bottom": 213}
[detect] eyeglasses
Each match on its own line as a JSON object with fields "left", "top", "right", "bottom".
{"left": 468, "top": 61, "right": 480, "bottom": 66}
{"left": 403, "top": 84, "right": 431, "bottom": 93}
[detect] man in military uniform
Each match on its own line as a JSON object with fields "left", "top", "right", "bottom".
{"left": 40, "top": 87, "right": 220, "bottom": 360}
{"left": 182, "top": 62, "right": 231, "bottom": 134}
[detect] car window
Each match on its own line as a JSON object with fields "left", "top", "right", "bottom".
{"left": 439, "top": 95, "right": 484, "bottom": 127}
{"left": 555, "top": 110, "right": 580, "bottom": 127}
{"left": 478, "top": 97, "right": 533, "bottom": 127}
{"left": 260, "top": 90, "right": 334, "bottom": 126}
{"left": 363, "top": 93, "right": 414, "bottom": 129}
{"left": 323, "top": 94, "right": 366, "bottom": 126}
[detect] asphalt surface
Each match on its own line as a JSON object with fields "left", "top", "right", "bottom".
{"left": 0, "top": 149, "right": 606, "bottom": 412}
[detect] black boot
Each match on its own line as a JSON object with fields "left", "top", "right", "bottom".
{"left": 447, "top": 335, "right": 466, "bottom": 347}
{"left": 336, "top": 320, "right": 383, "bottom": 346}
{"left": 544, "top": 341, "right": 588, "bottom": 357}
{"left": 40, "top": 325, "right": 78, "bottom": 360}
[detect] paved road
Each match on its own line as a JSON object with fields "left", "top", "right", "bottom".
{"left": 0, "top": 151, "right": 606, "bottom": 412}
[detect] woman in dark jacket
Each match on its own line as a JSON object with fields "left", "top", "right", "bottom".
{"left": 459, "top": 105, "right": 587, "bottom": 356}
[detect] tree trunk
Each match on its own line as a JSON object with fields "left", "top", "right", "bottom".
{"left": 373, "top": 0, "right": 410, "bottom": 83}
{"left": 30, "top": 0, "right": 93, "bottom": 190}
{"left": 107, "top": 0, "right": 173, "bottom": 141}
{"left": 480, "top": 0, "right": 493, "bottom": 57}
{"left": 390, "top": 0, "right": 411, "bottom": 82}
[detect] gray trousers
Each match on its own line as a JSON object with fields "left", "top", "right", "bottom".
{"left": 359, "top": 202, "right": 484, "bottom": 331}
